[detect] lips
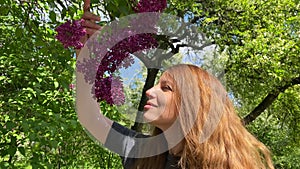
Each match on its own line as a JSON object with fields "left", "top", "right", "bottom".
{"left": 144, "top": 101, "right": 157, "bottom": 110}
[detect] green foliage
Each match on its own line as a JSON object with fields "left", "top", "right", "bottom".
{"left": 0, "top": 0, "right": 123, "bottom": 168}
{"left": 0, "top": 0, "right": 299, "bottom": 168}
{"left": 246, "top": 87, "right": 300, "bottom": 168}
{"left": 104, "top": 0, "right": 135, "bottom": 19}
{"left": 187, "top": 0, "right": 300, "bottom": 168}
{"left": 166, "top": 0, "right": 300, "bottom": 168}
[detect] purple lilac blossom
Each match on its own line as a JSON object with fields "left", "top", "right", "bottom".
{"left": 95, "top": 75, "right": 125, "bottom": 105}
{"left": 55, "top": 19, "right": 86, "bottom": 49}
{"left": 134, "top": 0, "right": 167, "bottom": 13}
{"left": 93, "top": 33, "right": 158, "bottom": 104}
{"left": 69, "top": 84, "right": 75, "bottom": 90}
{"left": 77, "top": 1, "right": 167, "bottom": 105}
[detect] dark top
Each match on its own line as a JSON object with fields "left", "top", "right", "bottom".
{"left": 104, "top": 122, "right": 181, "bottom": 169}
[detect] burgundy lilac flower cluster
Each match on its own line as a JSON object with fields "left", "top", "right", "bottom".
{"left": 134, "top": 0, "right": 167, "bottom": 13}
{"left": 96, "top": 75, "right": 125, "bottom": 105}
{"left": 55, "top": 19, "right": 86, "bottom": 49}
{"left": 94, "top": 33, "right": 158, "bottom": 105}
{"left": 57, "top": 0, "right": 167, "bottom": 106}
{"left": 93, "top": 0, "right": 166, "bottom": 105}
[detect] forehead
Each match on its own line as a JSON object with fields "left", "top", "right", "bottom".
{"left": 159, "top": 72, "right": 175, "bottom": 84}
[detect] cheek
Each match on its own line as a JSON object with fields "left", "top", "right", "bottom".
{"left": 164, "top": 102, "right": 177, "bottom": 118}
{"left": 159, "top": 96, "right": 177, "bottom": 120}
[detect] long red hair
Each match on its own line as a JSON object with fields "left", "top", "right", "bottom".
{"left": 133, "top": 64, "right": 274, "bottom": 169}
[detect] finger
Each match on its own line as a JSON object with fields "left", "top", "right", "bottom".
{"left": 86, "top": 28, "right": 101, "bottom": 35}
{"left": 83, "top": 0, "right": 90, "bottom": 12}
{"left": 82, "top": 11, "right": 101, "bottom": 21}
{"left": 82, "top": 20, "right": 101, "bottom": 30}
{"left": 79, "top": 34, "right": 88, "bottom": 44}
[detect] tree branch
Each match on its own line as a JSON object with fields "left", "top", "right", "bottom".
{"left": 243, "top": 76, "right": 300, "bottom": 125}
{"left": 56, "top": 0, "right": 67, "bottom": 11}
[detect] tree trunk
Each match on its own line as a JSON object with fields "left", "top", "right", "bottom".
{"left": 131, "top": 68, "right": 159, "bottom": 132}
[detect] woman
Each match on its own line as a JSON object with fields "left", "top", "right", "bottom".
{"left": 76, "top": 12, "right": 274, "bottom": 169}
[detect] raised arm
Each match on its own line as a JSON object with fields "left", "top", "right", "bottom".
{"left": 75, "top": 12, "right": 113, "bottom": 144}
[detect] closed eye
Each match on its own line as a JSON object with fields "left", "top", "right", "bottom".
{"left": 161, "top": 85, "right": 173, "bottom": 92}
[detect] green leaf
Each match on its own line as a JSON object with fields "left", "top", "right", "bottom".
{"left": 5, "top": 121, "right": 15, "bottom": 130}
{"left": 18, "top": 146, "right": 26, "bottom": 156}
{"left": 91, "top": 0, "right": 99, "bottom": 3}
{"left": 7, "top": 147, "right": 17, "bottom": 157}
{"left": 15, "top": 27, "right": 23, "bottom": 37}
{"left": 36, "top": 77, "right": 42, "bottom": 83}
{"left": 0, "top": 76, "right": 6, "bottom": 81}
{"left": 49, "top": 11, "right": 56, "bottom": 22}
{"left": 54, "top": 81, "right": 59, "bottom": 88}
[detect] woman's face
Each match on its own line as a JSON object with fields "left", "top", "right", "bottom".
{"left": 143, "top": 72, "right": 178, "bottom": 130}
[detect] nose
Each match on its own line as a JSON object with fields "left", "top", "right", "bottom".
{"left": 146, "top": 87, "right": 156, "bottom": 99}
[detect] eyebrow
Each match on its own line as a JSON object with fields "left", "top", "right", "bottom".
{"left": 159, "top": 79, "right": 174, "bottom": 86}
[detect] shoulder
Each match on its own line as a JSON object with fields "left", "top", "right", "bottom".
{"left": 105, "top": 122, "right": 150, "bottom": 169}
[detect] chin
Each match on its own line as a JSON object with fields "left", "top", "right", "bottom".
{"left": 143, "top": 112, "right": 152, "bottom": 123}
{"left": 143, "top": 112, "right": 159, "bottom": 124}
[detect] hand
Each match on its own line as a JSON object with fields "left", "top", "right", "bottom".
{"left": 76, "top": 12, "right": 102, "bottom": 57}
{"left": 81, "top": 11, "right": 102, "bottom": 42}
